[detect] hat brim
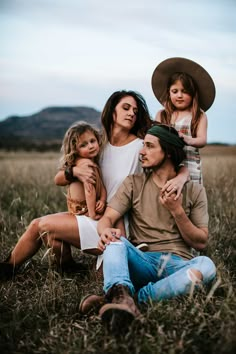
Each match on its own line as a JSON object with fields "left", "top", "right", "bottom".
{"left": 151, "top": 57, "right": 216, "bottom": 111}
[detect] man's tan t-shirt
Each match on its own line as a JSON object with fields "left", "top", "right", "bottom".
{"left": 108, "top": 173, "right": 208, "bottom": 260}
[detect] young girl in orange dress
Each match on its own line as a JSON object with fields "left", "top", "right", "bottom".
{"left": 61, "top": 121, "right": 107, "bottom": 220}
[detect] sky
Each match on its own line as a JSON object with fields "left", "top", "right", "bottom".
{"left": 1, "top": 0, "right": 236, "bottom": 144}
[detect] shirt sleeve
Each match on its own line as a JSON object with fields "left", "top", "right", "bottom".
{"left": 108, "top": 176, "right": 133, "bottom": 215}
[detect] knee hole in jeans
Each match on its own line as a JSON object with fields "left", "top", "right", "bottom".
{"left": 187, "top": 268, "right": 203, "bottom": 284}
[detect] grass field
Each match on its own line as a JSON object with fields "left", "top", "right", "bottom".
{"left": 0, "top": 146, "right": 236, "bottom": 354}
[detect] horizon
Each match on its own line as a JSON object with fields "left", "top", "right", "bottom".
{"left": 0, "top": 104, "right": 234, "bottom": 146}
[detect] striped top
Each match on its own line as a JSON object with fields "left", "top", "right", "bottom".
{"left": 172, "top": 113, "right": 202, "bottom": 184}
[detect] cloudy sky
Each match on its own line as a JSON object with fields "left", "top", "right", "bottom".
{"left": 1, "top": 0, "right": 236, "bottom": 143}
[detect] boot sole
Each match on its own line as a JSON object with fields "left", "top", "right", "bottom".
{"left": 79, "top": 294, "right": 91, "bottom": 314}
{"left": 79, "top": 294, "right": 105, "bottom": 315}
{"left": 99, "top": 304, "right": 136, "bottom": 333}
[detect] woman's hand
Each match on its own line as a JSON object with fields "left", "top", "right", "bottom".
{"left": 97, "top": 228, "right": 122, "bottom": 252}
{"left": 74, "top": 159, "right": 97, "bottom": 184}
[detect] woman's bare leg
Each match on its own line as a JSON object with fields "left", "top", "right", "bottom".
{"left": 8, "top": 212, "right": 81, "bottom": 267}
{"left": 42, "top": 237, "right": 73, "bottom": 266}
{"left": 9, "top": 218, "right": 43, "bottom": 266}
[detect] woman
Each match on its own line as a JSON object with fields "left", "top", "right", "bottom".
{"left": 0, "top": 90, "right": 188, "bottom": 279}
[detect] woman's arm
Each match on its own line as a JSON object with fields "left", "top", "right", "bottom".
{"left": 54, "top": 169, "right": 69, "bottom": 186}
{"left": 54, "top": 159, "right": 98, "bottom": 186}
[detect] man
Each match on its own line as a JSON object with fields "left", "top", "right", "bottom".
{"left": 79, "top": 124, "right": 216, "bottom": 331}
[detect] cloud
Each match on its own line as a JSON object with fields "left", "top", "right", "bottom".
{"left": 0, "top": 0, "right": 236, "bottom": 143}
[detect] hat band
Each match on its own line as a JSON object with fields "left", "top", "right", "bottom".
{"left": 147, "top": 125, "right": 185, "bottom": 148}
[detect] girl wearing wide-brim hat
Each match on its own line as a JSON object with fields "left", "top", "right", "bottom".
{"left": 152, "top": 57, "right": 215, "bottom": 184}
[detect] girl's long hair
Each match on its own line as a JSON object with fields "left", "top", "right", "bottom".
{"left": 59, "top": 121, "right": 101, "bottom": 168}
{"left": 159, "top": 73, "right": 202, "bottom": 137}
{"left": 100, "top": 90, "right": 152, "bottom": 147}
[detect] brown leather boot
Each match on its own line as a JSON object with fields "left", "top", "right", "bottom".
{"left": 79, "top": 294, "right": 106, "bottom": 315}
{"left": 0, "top": 252, "right": 18, "bottom": 280}
{"left": 99, "top": 284, "right": 140, "bottom": 332}
{"left": 0, "top": 262, "right": 17, "bottom": 280}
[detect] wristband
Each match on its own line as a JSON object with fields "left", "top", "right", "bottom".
{"left": 64, "top": 165, "right": 77, "bottom": 182}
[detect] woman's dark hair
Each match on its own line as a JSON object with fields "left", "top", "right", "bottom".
{"left": 151, "top": 122, "right": 186, "bottom": 171}
{"left": 101, "top": 90, "right": 152, "bottom": 145}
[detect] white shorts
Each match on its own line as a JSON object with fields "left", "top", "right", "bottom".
{"left": 75, "top": 215, "right": 103, "bottom": 269}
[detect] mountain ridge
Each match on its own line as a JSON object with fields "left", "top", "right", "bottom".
{"left": 0, "top": 106, "right": 101, "bottom": 150}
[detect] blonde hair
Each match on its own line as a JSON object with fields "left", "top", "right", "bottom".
{"left": 160, "top": 72, "right": 203, "bottom": 137}
{"left": 59, "top": 121, "right": 101, "bottom": 168}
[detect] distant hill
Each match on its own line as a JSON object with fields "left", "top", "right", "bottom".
{"left": 0, "top": 106, "right": 101, "bottom": 150}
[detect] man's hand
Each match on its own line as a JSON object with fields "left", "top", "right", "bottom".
{"left": 159, "top": 191, "right": 183, "bottom": 215}
{"left": 74, "top": 159, "right": 97, "bottom": 184}
{"left": 98, "top": 228, "right": 122, "bottom": 252}
{"left": 160, "top": 189, "right": 208, "bottom": 250}
{"left": 161, "top": 168, "right": 189, "bottom": 200}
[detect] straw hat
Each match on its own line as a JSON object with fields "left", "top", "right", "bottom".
{"left": 151, "top": 57, "right": 216, "bottom": 111}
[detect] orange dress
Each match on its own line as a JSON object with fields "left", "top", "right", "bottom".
{"left": 67, "top": 167, "right": 104, "bottom": 215}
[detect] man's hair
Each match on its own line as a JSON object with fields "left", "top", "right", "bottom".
{"left": 150, "top": 123, "right": 186, "bottom": 171}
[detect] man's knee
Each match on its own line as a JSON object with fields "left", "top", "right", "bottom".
{"left": 188, "top": 256, "right": 216, "bottom": 284}
{"left": 187, "top": 268, "right": 203, "bottom": 283}
{"left": 105, "top": 240, "right": 125, "bottom": 250}
{"left": 104, "top": 239, "right": 126, "bottom": 259}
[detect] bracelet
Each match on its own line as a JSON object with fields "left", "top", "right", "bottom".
{"left": 64, "top": 165, "right": 77, "bottom": 182}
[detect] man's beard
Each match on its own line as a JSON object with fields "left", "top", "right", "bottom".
{"left": 142, "top": 154, "right": 167, "bottom": 175}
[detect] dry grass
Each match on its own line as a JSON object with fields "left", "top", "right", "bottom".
{"left": 0, "top": 147, "right": 235, "bottom": 354}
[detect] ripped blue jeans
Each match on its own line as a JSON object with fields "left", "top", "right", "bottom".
{"left": 103, "top": 237, "right": 216, "bottom": 303}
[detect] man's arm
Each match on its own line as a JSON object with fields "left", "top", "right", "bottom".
{"left": 97, "top": 207, "right": 123, "bottom": 251}
{"left": 160, "top": 193, "right": 208, "bottom": 250}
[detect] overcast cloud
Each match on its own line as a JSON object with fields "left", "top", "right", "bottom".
{"left": 0, "top": 0, "right": 236, "bottom": 143}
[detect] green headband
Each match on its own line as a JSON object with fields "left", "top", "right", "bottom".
{"left": 147, "top": 125, "right": 185, "bottom": 148}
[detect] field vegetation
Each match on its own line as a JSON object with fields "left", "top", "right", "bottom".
{"left": 0, "top": 146, "right": 235, "bottom": 354}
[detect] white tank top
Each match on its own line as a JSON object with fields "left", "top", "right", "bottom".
{"left": 99, "top": 138, "right": 143, "bottom": 202}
